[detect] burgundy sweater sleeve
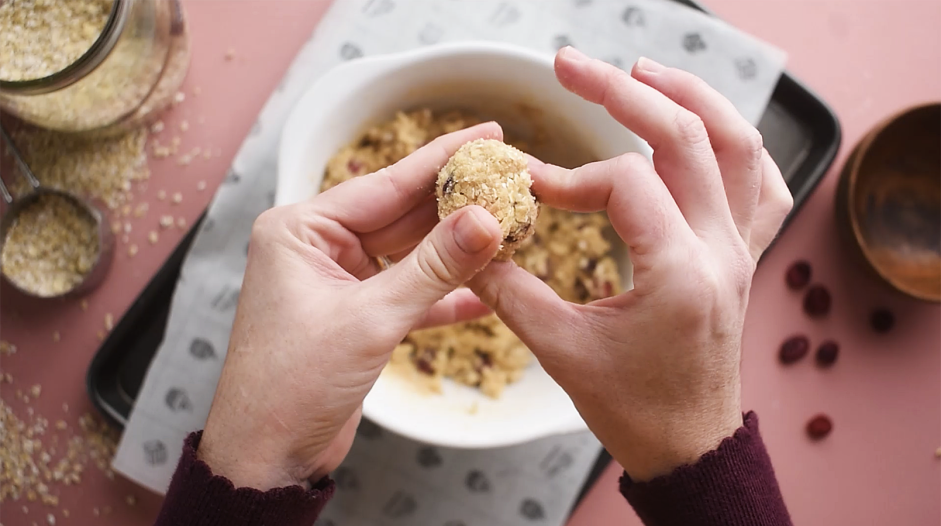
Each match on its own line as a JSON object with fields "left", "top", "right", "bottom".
{"left": 620, "top": 411, "right": 792, "bottom": 526}
{"left": 154, "top": 431, "right": 334, "bottom": 526}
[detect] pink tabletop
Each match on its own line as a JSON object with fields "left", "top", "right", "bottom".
{"left": 1, "top": 1, "right": 938, "bottom": 525}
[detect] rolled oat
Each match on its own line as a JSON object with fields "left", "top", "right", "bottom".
{"left": 6, "top": 127, "right": 149, "bottom": 211}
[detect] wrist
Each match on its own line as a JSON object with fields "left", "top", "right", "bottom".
{"left": 198, "top": 420, "right": 315, "bottom": 491}
{"left": 609, "top": 407, "right": 743, "bottom": 482}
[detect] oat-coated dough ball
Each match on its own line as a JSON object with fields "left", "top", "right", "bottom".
{"left": 436, "top": 139, "right": 539, "bottom": 261}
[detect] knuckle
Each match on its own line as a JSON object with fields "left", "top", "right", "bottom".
{"left": 671, "top": 74, "right": 710, "bottom": 108}
{"left": 613, "top": 151, "right": 651, "bottom": 173}
{"left": 765, "top": 157, "right": 793, "bottom": 214}
{"left": 777, "top": 187, "right": 795, "bottom": 214}
{"left": 666, "top": 246, "right": 725, "bottom": 326}
{"left": 477, "top": 277, "right": 505, "bottom": 314}
{"left": 738, "top": 129, "right": 765, "bottom": 167}
{"left": 672, "top": 109, "right": 710, "bottom": 148}
{"left": 728, "top": 244, "right": 757, "bottom": 294}
{"left": 416, "top": 239, "right": 462, "bottom": 288}
{"left": 250, "top": 208, "right": 282, "bottom": 240}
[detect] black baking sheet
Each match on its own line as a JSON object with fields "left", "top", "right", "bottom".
{"left": 87, "top": 0, "right": 840, "bottom": 514}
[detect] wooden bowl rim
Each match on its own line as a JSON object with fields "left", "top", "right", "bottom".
{"left": 844, "top": 101, "right": 941, "bottom": 302}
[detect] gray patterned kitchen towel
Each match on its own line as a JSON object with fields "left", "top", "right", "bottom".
{"left": 114, "top": 1, "right": 786, "bottom": 524}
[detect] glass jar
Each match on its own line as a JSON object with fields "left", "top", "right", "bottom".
{"left": 0, "top": 0, "right": 191, "bottom": 134}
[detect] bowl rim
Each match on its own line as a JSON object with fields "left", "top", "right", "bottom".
{"left": 843, "top": 101, "right": 941, "bottom": 303}
{"left": 278, "top": 41, "right": 570, "bottom": 208}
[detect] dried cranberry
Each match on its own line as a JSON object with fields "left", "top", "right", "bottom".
{"left": 504, "top": 222, "right": 530, "bottom": 243}
{"left": 870, "top": 308, "right": 895, "bottom": 333}
{"left": 582, "top": 258, "right": 598, "bottom": 273}
{"left": 415, "top": 359, "right": 433, "bottom": 375}
{"left": 815, "top": 341, "right": 839, "bottom": 367}
{"left": 806, "top": 414, "right": 833, "bottom": 439}
{"left": 347, "top": 159, "right": 364, "bottom": 175}
{"left": 779, "top": 335, "right": 810, "bottom": 364}
{"left": 785, "top": 260, "right": 812, "bottom": 290}
{"left": 474, "top": 349, "right": 493, "bottom": 368}
{"left": 442, "top": 173, "right": 456, "bottom": 195}
{"left": 415, "top": 348, "right": 437, "bottom": 375}
{"left": 803, "top": 285, "right": 831, "bottom": 317}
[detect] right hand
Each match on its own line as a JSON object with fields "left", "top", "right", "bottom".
{"left": 468, "top": 48, "right": 793, "bottom": 481}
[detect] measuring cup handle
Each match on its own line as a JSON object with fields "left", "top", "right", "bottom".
{"left": 0, "top": 125, "right": 42, "bottom": 195}
{"left": 0, "top": 175, "right": 11, "bottom": 205}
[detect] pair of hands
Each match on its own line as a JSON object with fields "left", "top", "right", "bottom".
{"left": 198, "top": 47, "right": 793, "bottom": 489}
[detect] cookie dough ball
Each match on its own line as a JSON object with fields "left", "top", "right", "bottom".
{"left": 436, "top": 139, "right": 538, "bottom": 261}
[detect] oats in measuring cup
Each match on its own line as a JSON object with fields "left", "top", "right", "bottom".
{"left": 1, "top": 194, "right": 100, "bottom": 297}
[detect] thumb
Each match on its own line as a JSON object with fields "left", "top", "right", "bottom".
{"left": 373, "top": 205, "right": 502, "bottom": 322}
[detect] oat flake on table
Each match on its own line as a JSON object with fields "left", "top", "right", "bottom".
{"left": 7, "top": 127, "right": 149, "bottom": 211}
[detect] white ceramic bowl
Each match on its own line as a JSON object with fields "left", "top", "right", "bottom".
{"left": 278, "top": 41, "right": 650, "bottom": 449}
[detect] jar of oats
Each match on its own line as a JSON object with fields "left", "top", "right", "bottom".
{"left": 0, "top": 0, "right": 191, "bottom": 133}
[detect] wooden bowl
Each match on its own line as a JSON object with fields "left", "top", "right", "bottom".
{"left": 836, "top": 103, "right": 941, "bottom": 302}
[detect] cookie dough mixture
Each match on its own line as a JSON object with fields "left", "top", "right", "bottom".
{"left": 436, "top": 139, "right": 538, "bottom": 261}
{"left": 322, "top": 109, "right": 622, "bottom": 398}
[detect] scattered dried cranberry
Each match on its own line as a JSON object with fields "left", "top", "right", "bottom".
{"left": 785, "top": 260, "right": 812, "bottom": 290}
{"left": 806, "top": 414, "right": 833, "bottom": 439}
{"left": 815, "top": 341, "right": 839, "bottom": 367}
{"left": 347, "top": 159, "right": 364, "bottom": 175}
{"left": 779, "top": 335, "right": 810, "bottom": 364}
{"left": 871, "top": 308, "right": 895, "bottom": 333}
{"left": 803, "top": 285, "right": 831, "bottom": 317}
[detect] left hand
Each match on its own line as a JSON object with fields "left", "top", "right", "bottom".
{"left": 197, "top": 123, "right": 505, "bottom": 490}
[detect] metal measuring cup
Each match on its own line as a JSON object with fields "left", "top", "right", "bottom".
{"left": 0, "top": 126, "right": 115, "bottom": 299}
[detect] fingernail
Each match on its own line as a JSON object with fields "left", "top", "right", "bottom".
{"left": 560, "top": 46, "right": 590, "bottom": 63}
{"left": 636, "top": 56, "right": 665, "bottom": 73}
{"left": 454, "top": 208, "right": 496, "bottom": 254}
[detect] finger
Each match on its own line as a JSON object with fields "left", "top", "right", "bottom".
{"left": 387, "top": 245, "right": 416, "bottom": 263}
{"left": 359, "top": 198, "right": 437, "bottom": 257}
{"left": 749, "top": 150, "right": 792, "bottom": 260}
{"left": 370, "top": 205, "right": 502, "bottom": 324}
{"left": 528, "top": 153, "right": 689, "bottom": 267}
{"left": 631, "top": 58, "right": 763, "bottom": 242}
{"left": 467, "top": 261, "right": 581, "bottom": 363}
{"left": 412, "top": 288, "right": 492, "bottom": 330}
{"left": 314, "top": 122, "right": 503, "bottom": 233}
{"left": 554, "top": 47, "right": 733, "bottom": 236}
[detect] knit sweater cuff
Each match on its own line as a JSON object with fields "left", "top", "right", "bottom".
{"left": 155, "top": 431, "right": 334, "bottom": 526}
{"left": 620, "top": 411, "right": 792, "bottom": 526}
